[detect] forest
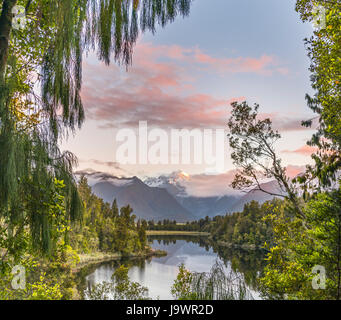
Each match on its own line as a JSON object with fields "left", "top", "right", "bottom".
{"left": 0, "top": 0, "right": 340, "bottom": 300}
{"left": 147, "top": 199, "right": 277, "bottom": 249}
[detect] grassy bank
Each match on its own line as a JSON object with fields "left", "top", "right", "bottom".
{"left": 146, "top": 230, "right": 210, "bottom": 236}
{"left": 73, "top": 252, "right": 122, "bottom": 273}
{"left": 73, "top": 248, "right": 167, "bottom": 273}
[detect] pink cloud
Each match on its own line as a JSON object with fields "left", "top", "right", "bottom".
{"left": 282, "top": 145, "right": 318, "bottom": 156}
{"left": 285, "top": 165, "right": 306, "bottom": 178}
{"left": 81, "top": 46, "right": 246, "bottom": 129}
{"left": 81, "top": 42, "right": 291, "bottom": 129}
{"left": 194, "top": 51, "right": 217, "bottom": 64}
{"left": 134, "top": 42, "right": 288, "bottom": 75}
{"left": 147, "top": 74, "right": 179, "bottom": 87}
{"left": 181, "top": 165, "right": 306, "bottom": 197}
{"left": 180, "top": 170, "right": 241, "bottom": 197}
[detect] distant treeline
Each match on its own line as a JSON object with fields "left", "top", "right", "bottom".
{"left": 144, "top": 199, "right": 282, "bottom": 248}
{"left": 144, "top": 216, "right": 212, "bottom": 232}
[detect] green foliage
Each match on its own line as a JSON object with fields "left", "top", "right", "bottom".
{"left": 146, "top": 216, "right": 212, "bottom": 232}
{"left": 260, "top": 187, "right": 341, "bottom": 300}
{"left": 0, "top": 239, "right": 80, "bottom": 300}
{"left": 0, "top": 180, "right": 79, "bottom": 300}
{"left": 150, "top": 200, "right": 276, "bottom": 250}
{"left": 0, "top": 0, "right": 85, "bottom": 257}
{"left": 171, "top": 261, "right": 253, "bottom": 300}
{"left": 112, "top": 265, "right": 149, "bottom": 300}
{"left": 0, "top": 0, "right": 193, "bottom": 281}
{"left": 227, "top": 46, "right": 340, "bottom": 300}
{"left": 0, "top": 177, "right": 83, "bottom": 300}
{"left": 27, "top": 273, "right": 63, "bottom": 300}
{"left": 86, "top": 265, "right": 149, "bottom": 300}
{"left": 0, "top": 178, "right": 74, "bottom": 272}
{"left": 171, "top": 263, "right": 197, "bottom": 300}
{"left": 137, "top": 219, "right": 147, "bottom": 250}
{"left": 70, "top": 176, "right": 147, "bottom": 257}
{"left": 255, "top": 0, "right": 341, "bottom": 301}
{"left": 0, "top": 265, "right": 63, "bottom": 300}
{"left": 213, "top": 245, "right": 266, "bottom": 291}
{"left": 211, "top": 200, "right": 277, "bottom": 249}
{"left": 295, "top": 0, "right": 341, "bottom": 188}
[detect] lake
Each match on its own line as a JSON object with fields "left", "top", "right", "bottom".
{"left": 79, "top": 235, "right": 265, "bottom": 300}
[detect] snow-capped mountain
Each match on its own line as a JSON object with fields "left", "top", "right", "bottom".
{"left": 144, "top": 171, "right": 240, "bottom": 218}
{"left": 144, "top": 171, "right": 189, "bottom": 198}
{"left": 75, "top": 170, "right": 195, "bottom": 222}
{"left": 75, "top": 170, "right": 284, "bottom": 221}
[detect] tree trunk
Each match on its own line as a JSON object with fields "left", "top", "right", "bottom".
{"left": 0, "top": 0, "right": 18, "bottom": 83}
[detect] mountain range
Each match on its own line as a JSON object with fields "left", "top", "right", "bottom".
{"left": 75, "top": 170, "right": 283, "bottom": 222}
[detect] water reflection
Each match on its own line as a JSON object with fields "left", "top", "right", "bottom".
{"left": 78, "top": 235, "right": 266, "bottom": 300}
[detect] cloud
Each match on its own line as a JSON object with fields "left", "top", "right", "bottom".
{"left": 179, "top": 170, "right": 241, "bottom": 197}
{"left": 75, "top": 164, "right": 307, "bottom": 197}
{"left": 81, "top": 41, "right": 291, "bottom": 129}
{"left": 135, "top": 42, "right": 288, "bottom": 75}
{"left": 192, "top": 49, "right": 286, "bottom": 76}
{"left": 82, "top": 59, "right": 244, "bottom": 129}
{"left": 285, "top": 165, "right": 306, "bottom": 178}
{"left": 89, "top": 159, "right": 122, "bottom": 169}
{"left": 78, "top": 159, "right": 128, "bottom": 175}
{"left": 282, "top": 145, "right": 318, "bottom": 156}
{"left": 178, "top": 163, "right": 307, "bottom": 197}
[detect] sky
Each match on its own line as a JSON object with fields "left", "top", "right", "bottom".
{"left": 61, "top": 0, "right": 317, "bottom": 181}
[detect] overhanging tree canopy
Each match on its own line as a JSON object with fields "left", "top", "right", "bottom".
{"left": 0, "top": 0, "right": 193, "bottom": 256}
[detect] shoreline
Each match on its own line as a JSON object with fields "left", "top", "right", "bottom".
{"left": 72, "top": 234, "right": 265, "bottom": 275}
{"left": 72, "top": 248, "right": 167, "bottom": 273}
{"left": 147, "top": 230, "right": 266, "bottom": 250}
{"left": 146, "top": 230, "right": 210, "bottom": 236}
{"left": 72, "top": 235, "right": 265, "bottom": 299}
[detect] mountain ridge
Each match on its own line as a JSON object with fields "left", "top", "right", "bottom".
{"left": 75, "top": 170, "right": 283, "bottom": 221}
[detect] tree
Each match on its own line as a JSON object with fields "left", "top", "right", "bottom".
{"left": 112, "top": 205, "right": 132, "bottom": 255}
{"left": 227, "top": 100, "right": 341, "bottom": 299}
{"left": 260, "top": 187, "right": 341, "bottom": 300}
{"left": 85, "top": 265, "right": 149, "bottom": 300}
{"left": 72, "top": 177, "right": 146, "bottom": 255}
{"left": 0, "top": 179, "right": 79, "bottom": 299}
{"left": 227, "top": 2, "right": 341, "bottom": 300}
{"left": 295, "top": 0, "right": 341, "bottom": 189}
{"left": 171, "top": 264, "right": 196, "bottom": 300}
{"left": 227, "top": 101, "right": 304, "bottom": 218}
{"left": 137, "top": 219, "right": 147, "bottom": 249}
{"left": 111, "top": 198, "right": 119, "bottom": 219}
{"left": 0, "top": 0, "right": 193, "bottom": 258}
{"left": 256, "top": 1, "right": 340, "bottom": 300}
{"left": 171, "top": 262, "right": 252, "bottom": 300}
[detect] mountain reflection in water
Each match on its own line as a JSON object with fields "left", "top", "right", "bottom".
{"left": 81, "top": 236, "right": 265, "bottom": 300}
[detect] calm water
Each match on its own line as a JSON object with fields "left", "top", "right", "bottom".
{"left": 80, "top": 236, "right": 265, "bottom": 300}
